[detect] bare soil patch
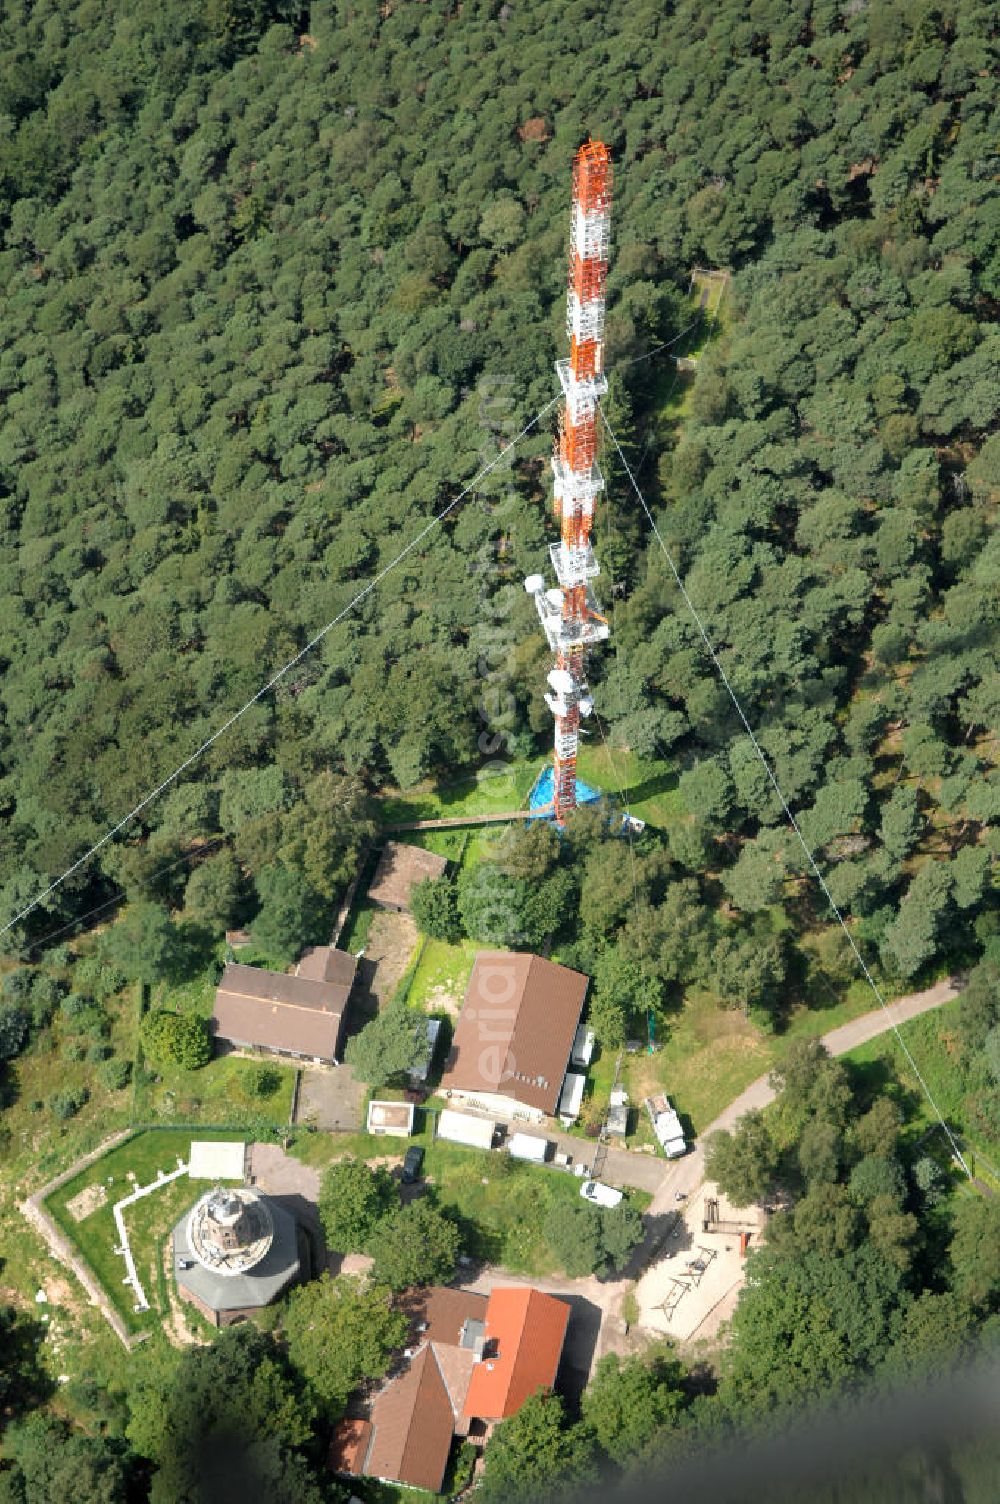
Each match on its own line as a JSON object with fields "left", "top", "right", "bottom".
{"left": 425, "top": 981, "right": 463, "bottom": 1017}
{"left": 345, "top": 910, "right": 419, "bottom": 1032}
{"left": 65, "top": 1184, "right": 107, "bottom": 1222}
{"left": 295, "top": 1066, "right": 366, "bottom": 1133}
{"left": 367, "top": 910, "right": 418, "bottom": 1003}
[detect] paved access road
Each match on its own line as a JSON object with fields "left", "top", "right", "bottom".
{"left": 540, "top": 1126, "right": 667, "bottom": 1193}
{"left": 643, "top": 975, "right": 962, "bottom": 1217}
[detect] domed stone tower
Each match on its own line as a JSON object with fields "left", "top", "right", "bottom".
{"left": 173, "top": 1184, "right": 300, "bottom": 1327}
{"left": 186, "top": 1186, "right": 275, "bottom": 1275}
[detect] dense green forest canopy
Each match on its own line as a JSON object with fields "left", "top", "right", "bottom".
{"left": 0, "top": 0, "right": 996, "bottom": 995}
{"left": 0, "top": 3, "right": 998, "bottom": 1493}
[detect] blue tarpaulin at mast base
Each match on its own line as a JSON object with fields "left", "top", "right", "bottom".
{"left": 527, "top": 764, "right": 602, "bottom": 820}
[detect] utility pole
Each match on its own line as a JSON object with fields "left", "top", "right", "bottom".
{"left": 525, "top": 141, "right": 612, "bottom": 824}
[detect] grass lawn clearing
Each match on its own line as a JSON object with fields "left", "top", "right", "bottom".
{"left": 375, "top": 750, "right": 684, "bottom": 832}
{"left": 285, "top": 1127, "right": 379, "bottom": 1167}
{"left": 339, "top": 897, "right": 377, "bottom": 953}
{"left": 575, "top": 745, "right": 684, "bottom": 829}
{"left": 288, "top": 1116, "right": 649, "bottom": 1277}
{"left": 133, "top": 1051, "right": 296, "bottom": 1129}
{"left": 376, "top": 763, "right": 537, "bottom": 825}
{"left": 647, "top": 960, "right": 939, "bottom": 1136}
{"left": 46, "top": 1128, "right": 244, "bottom": 1334}
{"left": 843, "top": 997, "right": 1000, "bottom": 1177}
{"left": 404, "top": 937, "right": 478, "bottom": 1014}
{"left": 649, "top": 990, "right": 773, "bottom": 1135}
{"left": 401, "top": 828, "right": 468, "bottom": 860}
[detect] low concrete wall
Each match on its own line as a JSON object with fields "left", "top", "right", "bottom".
{"left": 20, "top": 1127, "right": 144, "bottom": 1351}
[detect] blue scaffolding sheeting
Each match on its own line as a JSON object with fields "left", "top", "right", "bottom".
{"left": 527, "top": 764, "right": 602, "bottom": 821}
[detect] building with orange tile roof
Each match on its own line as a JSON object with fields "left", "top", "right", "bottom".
{"left": 329, "top": 1284, "right": 570, "bottom": 1493}
{"left": 464, "top": 1286, "right": 570, "bottom": 1420}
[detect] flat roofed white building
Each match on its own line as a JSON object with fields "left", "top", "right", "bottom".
{"left": 367, "top": 1100, "right": 416, "bottom": 1137}
{"left": 436, "top": 1109, "right": 497, "bottom": 1151}
{"left": 188, "top": 1141, "right": 246, "bottom": 1180}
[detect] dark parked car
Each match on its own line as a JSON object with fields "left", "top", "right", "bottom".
{"left": 401, "top": 1145, "right": 424, "bottom": 1185}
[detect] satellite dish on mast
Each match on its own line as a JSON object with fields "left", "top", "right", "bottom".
{"left": 523, "top": 574, "right": 545, "bottom": 595}
{"left": 547, "top": 668, "right": 574, "bottom": 695}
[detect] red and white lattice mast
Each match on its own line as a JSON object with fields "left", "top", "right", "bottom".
{"left": 525, "top": 141, "right": 612, "bottom": 823}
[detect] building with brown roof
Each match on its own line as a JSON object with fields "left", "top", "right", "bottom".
{"left": 439, "top": 952, "right": 589, "bottom": 1121}
{"left": 330, "top": 1285, "right": 567, "bottom": 1494}
{"left": 296, "top": 945, "right": 357, "bottom": 986}
{"left": 464, "top": 1287, "right": 570, "bottom": 1421}
{"left": 365, "top": 1344, "right": 474, "bottom": 1493}
{"left": 368, "top": 841, "right": 448, "bottom": 912}
{"left": 398, "top": 1285, "right": 488, "bottom": 1348}
{"left": 210, "top": 950, "right": 357, "bottom": 1065}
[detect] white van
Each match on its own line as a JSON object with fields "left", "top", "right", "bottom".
{"left": 579, "top": 1179, "right": 623, "bottom": 1208}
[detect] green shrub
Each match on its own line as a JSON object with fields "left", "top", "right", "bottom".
{"left": 243, "top": 1063, "right": 281, "bottom": 1099}
{"left": 99, "top": 1058, "right": 132, "bottom": 1092}
{"left": 141, "top": 1009, "right": 212, "bottom": 1070}
{"left": 50, "top": 1088, "right": 88, "bottom": 1121}
{"left": 72, "top": 957, "right": 127, "bottom": 1003}
{"left": 2, "top": 970, "right": 33, "bottom": 1003}
{"left": 29, "top": 973, "right": 64, "bottom": 1028}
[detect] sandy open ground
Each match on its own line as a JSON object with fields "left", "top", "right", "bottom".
{"left": 636, "top": 1182, "right": 765, "bottom": 1344}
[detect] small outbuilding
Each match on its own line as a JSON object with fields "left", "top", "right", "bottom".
{"left": 367, "top": 1100, "right": 416, "bottom": 1137}
{"left": 435, "top": 1108, "right": 498, "bottom": 1151}
{"left": 606, "top": 1087, "right": 629, "bottom": 1137}
{"left": 557, "top": 1071, "right": 586, "bottom": 1124}
{"left": 367, "top": 842, "right": 448, "bottom": 912}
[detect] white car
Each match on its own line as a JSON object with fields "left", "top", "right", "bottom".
{"left": 579, "top": 1179, "right": 623, "bottom": 1209}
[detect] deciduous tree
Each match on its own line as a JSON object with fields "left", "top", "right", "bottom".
{"left": 582, "top": 1350, "right": 687, "bottom": 1465}
{"left": 317, "top": 1157, "right": 397, "bottom": 1252}
{"left": 478, "top": 1390, "right": 597, "bottom": 1504}
{"left": 280, "top": 1273, "right": 406, "bottom": 1416}
{"left": 369, "top": 1200, "right": 462, "bottom": 1291}
{"left": 343, "top": 1005, "right": 428, "bottom": 1088}
{"left": 705, "top": 1110, "right": 779, "bottom": 1208}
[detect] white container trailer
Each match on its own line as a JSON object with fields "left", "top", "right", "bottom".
{"left": 436, "top": 1109, "right": 497, "bottom": 1151}
{"left": 645, "top": 1094, "right": 687, "bottom": 1158}
{"left": 507, "top": 1132, "right": 551, "bottom": 1163}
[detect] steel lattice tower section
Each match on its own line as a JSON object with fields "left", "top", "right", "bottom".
{"left": 525, "top": 141, "right": 612, "bottom": 823}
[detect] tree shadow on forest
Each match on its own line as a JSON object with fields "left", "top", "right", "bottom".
{"left": 626, "top": 767, "right": 680, "bottom": 806}
{"left": 170, "top": 918, "right": 222, "bottom": 983}
{"left": 842, "top": 1055, "right": 923, "bottom": 1121}
{"left": 0, "top": 1059, "right": 19, "bottom": 1113}
{"left": 0, "top": 1258, "right": 55, "bottom": 1413}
